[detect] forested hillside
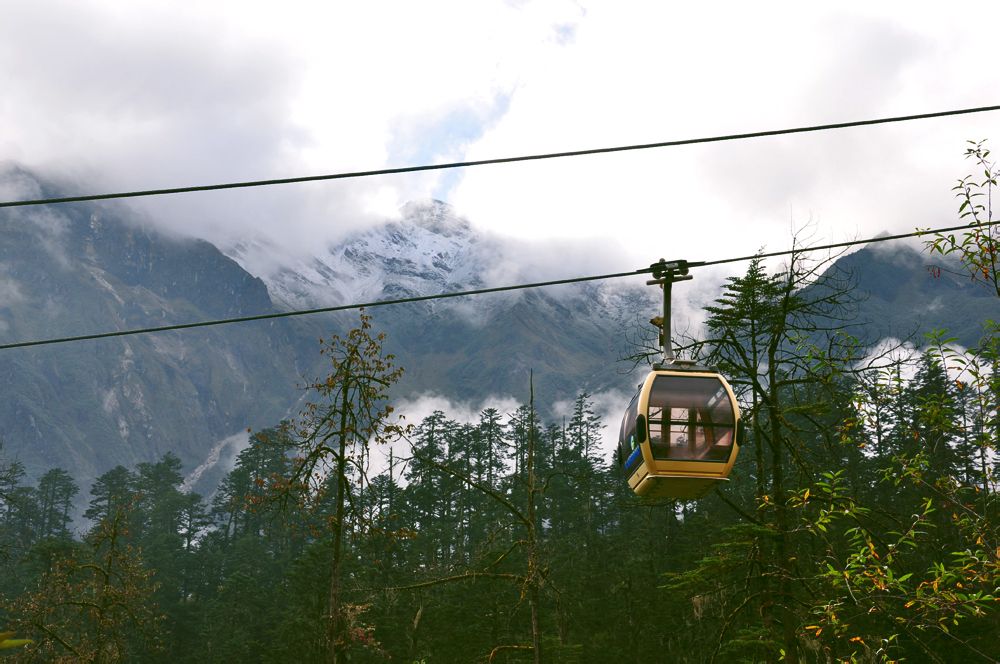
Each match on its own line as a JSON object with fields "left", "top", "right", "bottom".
{"left": 2, "top": 223, "right": 998, "bottom": 661}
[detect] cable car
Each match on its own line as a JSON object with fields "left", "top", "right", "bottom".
{"left": 617, "top": 259, "right": 743, "bottom": 499}
{"left": 618, "top": 363, "right": 742, "bottom": 498}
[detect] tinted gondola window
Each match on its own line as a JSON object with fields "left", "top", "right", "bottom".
{"left": 647, "top": 375, "right": 735, "bottom": 462}
{"left": 618, "top": 392, "right": 643, "bottom": 473}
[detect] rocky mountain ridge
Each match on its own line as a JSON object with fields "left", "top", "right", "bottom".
{"left": 0, "top": 171, "right": 313, "bottom": 492}
{"left": 225, "top": 197, "right": 650, "bottom": 404}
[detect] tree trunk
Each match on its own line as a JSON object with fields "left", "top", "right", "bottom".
{"left": 769, "top": 333, "right": 798, "bottom": 664}
{"left": 527, "top": 375, "right": 542, "bottom": 664}
{"left": 326, "top": 379, "right": 353, "bottom": 664}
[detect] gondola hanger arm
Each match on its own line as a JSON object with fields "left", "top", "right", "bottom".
{"left": 646, "top": 258, "right": 693, "bottom": 284}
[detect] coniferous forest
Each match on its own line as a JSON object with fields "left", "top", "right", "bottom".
{"left": 2, "top": 151, "right": 1000, "bottom": 662}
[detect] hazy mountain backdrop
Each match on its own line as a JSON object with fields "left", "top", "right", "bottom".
{"left": 1, "top": 169, "right": 997, "bottom": 502}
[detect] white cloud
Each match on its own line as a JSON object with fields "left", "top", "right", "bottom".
{"left": 856, "top": 337, "right": 921, "bottom": 382}
{"left": 448, "top": 3, "right": 1000, "bottom": 268}
{"left": 381, "top": 387, "right": 634, "bottom": 474}
{"left": 394, "top": 392, "right": 522, "bottom": 429}
{"left": 0, "top": 0, "right": 583, "bottom": 255}
{"left": 1, "top": 0, "right": 997, "bottom": 270}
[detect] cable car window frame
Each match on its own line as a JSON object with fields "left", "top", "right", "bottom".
{"left": 646, "top": 375, "right": 736, "bottom": 463}
{"left": 618, "top": 391, "right": 644, "bottom": 475}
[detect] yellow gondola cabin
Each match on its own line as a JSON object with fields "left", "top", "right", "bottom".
{"left": 618, "top": 363, "right": 742, "bottom": 499}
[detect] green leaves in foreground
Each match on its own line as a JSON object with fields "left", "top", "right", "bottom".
{"left": 0, "top": 631, "right": 32, "bottom": 649}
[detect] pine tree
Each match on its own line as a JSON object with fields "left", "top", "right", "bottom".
{"left": 84, "top": 466, "right": 135, "bottom": 525}
{"left": 32, "top": 469, "right": 78, "bottom": 541}
{"left": 0, "top": 452, "right": 34, "bottom": 559}
{"left": 682, "top": 249, "right": 867, "bottom": 663}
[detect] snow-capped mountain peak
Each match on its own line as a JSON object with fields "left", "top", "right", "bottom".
{"left": 399, "top": 199, "right": 471, "bottom": 238}
{"left": 227, "top": 199, "right": 490, "bottom": 310}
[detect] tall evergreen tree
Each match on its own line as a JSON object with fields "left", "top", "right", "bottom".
{"left": 33, "top": 469, "right": 78, "bottom": 541}
{"left": 84, "top": 466, "right": 135, "bottom": 525}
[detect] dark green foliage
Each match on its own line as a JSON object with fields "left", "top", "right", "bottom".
{"left": 2, "top": 349, "right": 998, "bottom": 662}
{"left": 7, "top": 506, "right": 163, "bottom": 662}
{"left": 32, "top": 469, "right": 78, "bottom": 541}
{"left": 3, "top": 212, "right": 1000, "bottom": 661}
{"left": 925, "top": 139, "right": 1000, "bottom": 297}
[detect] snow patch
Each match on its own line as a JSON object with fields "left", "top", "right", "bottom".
{"left": 182, "top": 431, "right": 251, "bottom": 493}
{"left": 226, "top": 199, "right": 635, "bottom": 328}
{"left": 87, "top": 266, "right": 125, "bottom": 306}
{"left": 150, "top": 335, "right": 187, "bottom": 361}
{"left": 102, "top": 389, "right": 119, "bottom": 415}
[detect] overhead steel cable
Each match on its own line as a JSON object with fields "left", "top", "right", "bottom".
{"left": 1, "top": 219, "right": 996, "bottom": 352}
{"left": 2, "top": 104, "right": 1000, "bottom": 209}
{"left": 695, "top": 224, "right": 987, "bottom": 268}
{"left": 0, "top": 268, "right": 645, "bottom": 350}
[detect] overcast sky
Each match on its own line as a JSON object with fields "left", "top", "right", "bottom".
{"left": 2, "top": 0, "right": 999, "bottom": 272}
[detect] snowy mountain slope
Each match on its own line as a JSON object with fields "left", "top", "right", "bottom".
{"left": 230, "top": 200, "right": 490, "bottom": 308}
{"left": 226, "top": 199, "right": 1000, "bottom": 409}
{"left": 226, "top": 199, "right": 654, "bottom": 403}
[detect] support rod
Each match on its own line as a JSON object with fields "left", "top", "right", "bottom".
{"left": 646, "top": 258, "right": 692, "bottom": 369}
{"left": 662, "top": 278, "right": 673, "bottom": 363}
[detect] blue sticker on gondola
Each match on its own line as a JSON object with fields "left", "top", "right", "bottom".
{"left": 626, "top": 446, "right": 642, "bottom": 468}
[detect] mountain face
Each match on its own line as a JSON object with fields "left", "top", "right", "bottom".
{"left": 824, "top": 243, "right": 1000, "bottom": 348}
{"left": 2, "top": 171, "right": 998, "bottom": 504}
{"left": 228, "top": 202, "right": 1000, "bottom": 406}
{"left": 0, "top": 171, "right": 314, "bottom": 490}
{"left": 0, "top": 184, "right": 646, "bottom": 501}
{"left": 230, "top": 200, "right": 489, "bottom": 310}
{"left": 227, "top": 199, "right": 650, "bottom": 405}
